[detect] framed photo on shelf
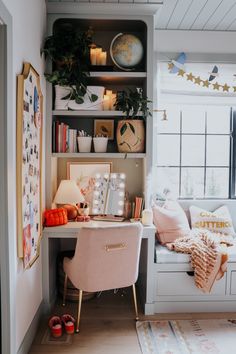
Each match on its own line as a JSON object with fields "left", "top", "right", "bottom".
{"left": 16, "top": 62, "right": 43, "bottom": 269}
{"left": 94, "top": 119, "right": 114, "bottom": 140}
{"left": 67, "top": 162, "right": 112, "bottom": 209}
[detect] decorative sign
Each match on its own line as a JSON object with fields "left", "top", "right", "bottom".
{"left": 17, "top": 62, "right": 43, "bottom": 268}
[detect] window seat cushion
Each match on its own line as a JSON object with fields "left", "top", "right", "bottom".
{"left": 156, "top": 241, "right": 236, "bottom": 264}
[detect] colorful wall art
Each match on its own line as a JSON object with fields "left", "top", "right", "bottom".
{"left": 17, "top": 62, "right": 43, "bottom": 268}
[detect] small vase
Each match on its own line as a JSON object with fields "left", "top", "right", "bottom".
{"left": 77, "top": 137, "right": 92, "bottom": 153}
{"left": 116, "top": 119, "right": 145, "bottom": 153}
{"left": 93, "top": 137, "right": 108, "bottom": 153}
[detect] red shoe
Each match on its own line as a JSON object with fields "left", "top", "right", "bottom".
{"left": 61, "top": 314, "right": 75, "bottom": 334}
{"left": 48, "top": 316, "right": 62, "bottom": 338}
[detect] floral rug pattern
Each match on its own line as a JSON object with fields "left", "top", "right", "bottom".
{"left": 136, "top": 319, "right": 236, "bottom": 354}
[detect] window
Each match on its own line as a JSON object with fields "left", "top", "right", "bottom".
{"left": 155, "top": 104, "right": 233, "bottom": 199}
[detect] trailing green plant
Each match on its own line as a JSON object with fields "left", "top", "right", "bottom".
{"left": 42, "top": 23, "right": 98, "bottom": 104}
{"left": 115, "top": 88, "right": 152, "bottom": 119}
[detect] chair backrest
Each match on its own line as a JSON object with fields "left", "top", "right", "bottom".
{"left": 65, "top": 223, "right": 143, "bottom": 292}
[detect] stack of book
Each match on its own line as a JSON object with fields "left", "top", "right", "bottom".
{"left": 52, "top": 121, "right": 78, "bottom": 153}
{"left": 131, "top": 196, "right": 144, "bottom": 219}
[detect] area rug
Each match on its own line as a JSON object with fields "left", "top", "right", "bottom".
{"left": 41, "top": 328, "right": 72, "bottom": 345}
{"left": 136, "top": 319, "right": 236, "bottom": 354}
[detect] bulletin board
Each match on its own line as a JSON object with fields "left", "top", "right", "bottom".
{"left": 16, "top": 62, "right": 43, "bottom": 268}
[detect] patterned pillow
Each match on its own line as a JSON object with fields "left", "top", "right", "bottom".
{"left": 189, "top": 205, "right": 235, "bottom": 236}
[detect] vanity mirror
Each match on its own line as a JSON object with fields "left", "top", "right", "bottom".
{"left": 92, "top": 173, "right": 126, "bottom": 219}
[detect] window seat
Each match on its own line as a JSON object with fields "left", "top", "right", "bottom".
{"left": 156, "top": 241, "right": 236, "bottom": 263}
{"left": 151, "top": 240, "right": 236, "bottom": 314}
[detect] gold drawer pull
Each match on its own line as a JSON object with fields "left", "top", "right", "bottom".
{"left": 105, "top": 243, "right": 126, "bottom": 252}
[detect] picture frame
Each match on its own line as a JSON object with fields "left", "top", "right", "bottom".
{"left": 94, "top": 119, "right": 114, "bottom": 140}
{"left": 16, "top": 62, "right": 43, "bottom": 269}
{"left": 67, "top": 162, "right": 112, "bottom": 210}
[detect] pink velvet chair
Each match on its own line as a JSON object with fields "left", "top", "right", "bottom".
{"left": 62, "top": 223, "right": 143, "bottom": 332}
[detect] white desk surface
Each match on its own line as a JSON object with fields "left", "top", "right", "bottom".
{"left": 43, "top": 220, "right": 155, "bottom": 238}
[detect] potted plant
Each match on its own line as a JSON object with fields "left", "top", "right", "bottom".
{"left": 115, "top": 88, "right": 151, "bottom": 153}
{"left": 41, "top": 23, "right": 99, "bottom": 108}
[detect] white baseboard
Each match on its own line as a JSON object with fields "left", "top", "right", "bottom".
{"left": 17, "top": 301, "right": 43, "bottom": 354}
{"left": 154, "top": 301, "right": 236, "bottom": 313}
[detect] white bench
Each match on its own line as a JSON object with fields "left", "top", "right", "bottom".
{"left": 153, "top": 200, "right": 236, "bottom": 314}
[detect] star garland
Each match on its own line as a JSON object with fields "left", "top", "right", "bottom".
{"left": 168, "top": 63, "right": 236, "bottom": 93}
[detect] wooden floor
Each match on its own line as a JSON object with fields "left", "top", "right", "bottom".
{"left": 29, "top": 288, "right": 236, "bottom": 354}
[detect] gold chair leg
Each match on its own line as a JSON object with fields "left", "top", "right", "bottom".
{"left": 76, "top": 289, "right": 83, "bottom": 333}
{"left": 132, "top": 284, "right": 139, "bottom": 321}
{"left": 62, "top": 274, "right": 68, "bottom": 306}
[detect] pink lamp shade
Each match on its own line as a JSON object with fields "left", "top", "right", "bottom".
{"left": 53, "top": 180, "right": 84, "bottom": 205}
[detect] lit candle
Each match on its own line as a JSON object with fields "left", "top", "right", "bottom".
{"left": 141, "top": 209, "right": 153, "bottom": 226}
{"left": 103, "top": 95, "right": 110, "bottom": 110}
{"left": 95, "top": 48, "right": 102, "bottom": 65}
{"left": 90, "top": 48, "right": 97, "bottom": 65}
{"left": 106, "top": 89, "right": 113, "bottom": 96}
{"left": 100, "top": 51, "right": 107, "bottom": 65}
{"left": 110, "top": 93, "right": 117, "bottom": 110}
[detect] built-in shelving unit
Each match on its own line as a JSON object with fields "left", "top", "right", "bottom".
{"left": 46, "top": 12, "right": 155, "bottom": 208}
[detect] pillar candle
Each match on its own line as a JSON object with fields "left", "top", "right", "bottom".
{"left": 110, "top": 93, "right": 117, "bottom": 110}
{"left": 103, "top": 95, "right": 110, "bottom": 110}
{"left": 96, "top": 48, "right": 102, "bottom": 65}
{"left": 100, "top": 51, "right": 107, "bottom": 65}
{"left": 141, "top": 209, "right": 153, "bottom": 226}
{"left": 90, "top": 48, "right": 97, "bottom": 65}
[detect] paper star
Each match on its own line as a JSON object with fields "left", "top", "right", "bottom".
{"left": 187, "top": 73, "right": 194, "bottom": 81}
{"left": 202, "top": 80, "right": 210, "bottom": 87}
{"left": 168, "top": 63, "right": 174, "bottom": 71}
{"left": 194, "top": 76, "right": 201, "bottom": 85}
{"left": 222, "top": 83, "right": 230, "bottom": 92}
{"left": 213, "top": 82, "right": 220, "bottom": 90}
{"left": 178, "top": 69, "right": 185, "bottom": 77}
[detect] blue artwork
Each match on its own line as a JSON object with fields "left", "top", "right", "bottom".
{"left": 170, "top": 52, "right": 186, "bottom": 74}
{"left": 209, "top": 65, "right": 218, "bottom": 81}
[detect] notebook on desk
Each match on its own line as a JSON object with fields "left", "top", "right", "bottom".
{"left": 92, "top": 215, "right": 125, "bottom": 222}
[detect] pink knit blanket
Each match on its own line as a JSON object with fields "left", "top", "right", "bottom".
{"left": 166, "top": 229, "right": 234, "bottom": 293}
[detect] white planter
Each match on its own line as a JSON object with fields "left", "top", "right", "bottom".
{"left": 54, "top": 85, "right": 105, "bottom": 111}
{"left": 77, "top": 137, "right": 92, "bottom": 152}
{"left": 54, "top": 85, "right": 71, "bottom": 110}
{"left": 68, "top": 86, "right": 105, "bottom": 110}
{"left": 93, "top": 137, "right": 108, "bottom": 153}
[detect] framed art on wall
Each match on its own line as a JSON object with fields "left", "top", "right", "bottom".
{"left": 16, "top": 62, "right": 43, "bottom": 268}
{"left": 67, "top": 162, "right": 112, "bottom": 209}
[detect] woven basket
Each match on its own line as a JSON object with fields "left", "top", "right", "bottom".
{"left": 57, "top": 251, "right": 95, "bottom": 302}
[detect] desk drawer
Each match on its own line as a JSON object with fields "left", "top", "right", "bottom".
{"left": 156, "top": 271, "right": 226, "bottom": 296}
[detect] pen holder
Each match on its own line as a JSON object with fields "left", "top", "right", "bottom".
{"left": 77, "top": 137, "right": 92, "bottom": 153}
{"left": 93, "top": 137, "right": 108, "bottom": 153}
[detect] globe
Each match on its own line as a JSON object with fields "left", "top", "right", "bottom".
{"left": 110, "top": 33, "right": 143, "bottom": 71}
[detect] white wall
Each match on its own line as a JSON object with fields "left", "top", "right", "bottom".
{"left": 1, "top": 0, "right": 46, "bottom": 352}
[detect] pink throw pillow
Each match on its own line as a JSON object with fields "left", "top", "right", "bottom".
{"left": 152, "top": 201, "right": 190, "bottom": 244}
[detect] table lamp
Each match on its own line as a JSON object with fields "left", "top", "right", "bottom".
{"left": 53, "top": 180, "right": 85, "bottom": 220}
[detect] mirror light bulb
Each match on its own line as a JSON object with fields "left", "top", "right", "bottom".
{"left": 95, "top": 182, "right": 100, "bottom": 187}
{"left": 120, "top": 173, "right": 126, "bottom": 179}
{"left": 118, "top": 201, "right": 124, "bottom": 206}
{"left": 119, "top": 191, "right": 124, "bottom": 197}
{"left": 117, "top": 210, "right": 123, "bottom": 215}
